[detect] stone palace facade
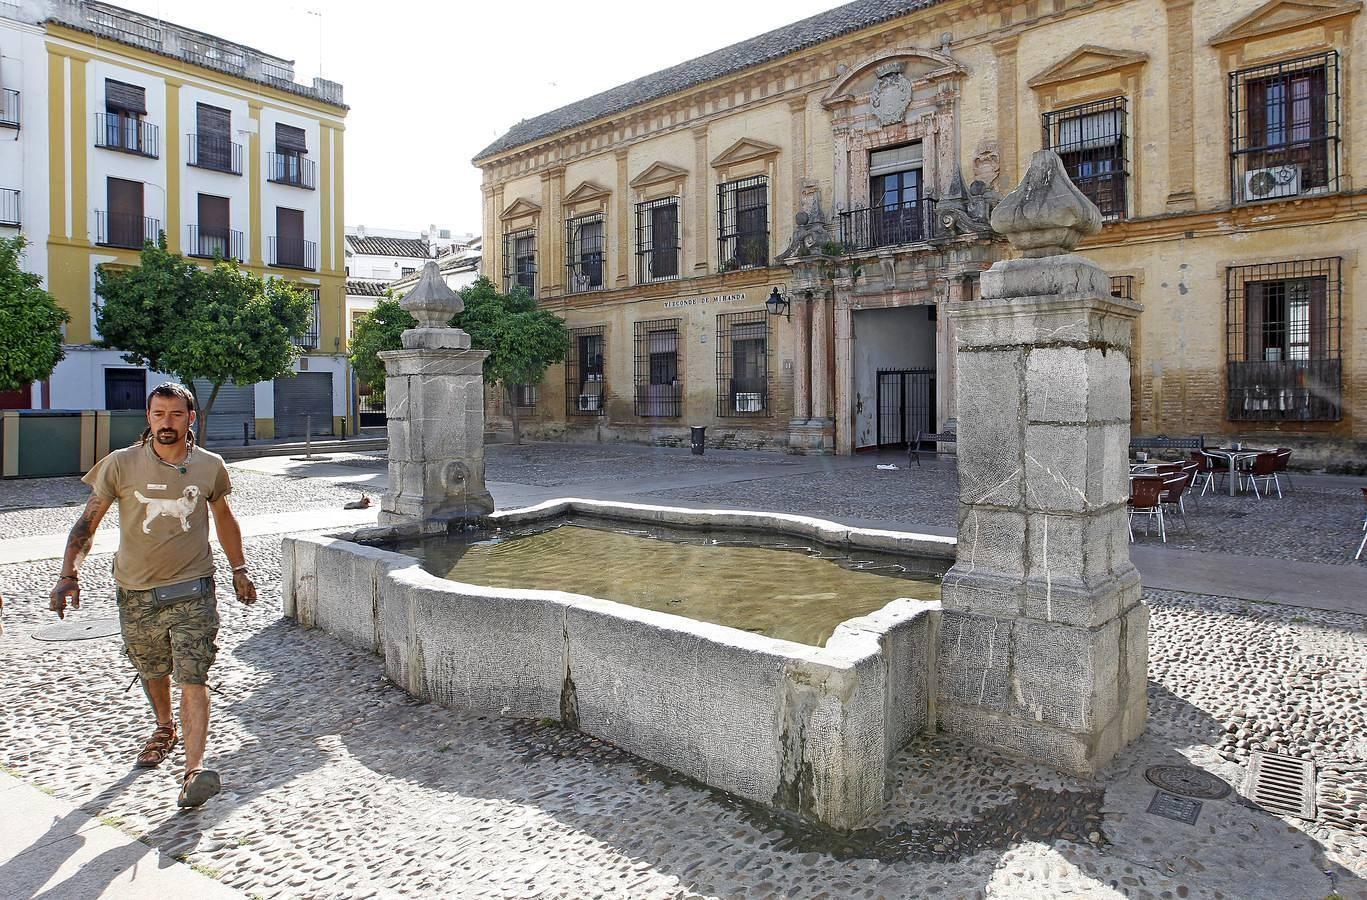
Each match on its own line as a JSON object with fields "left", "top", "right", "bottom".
{"left": 473, "top": 0, "right": 1366, "bottom": 461}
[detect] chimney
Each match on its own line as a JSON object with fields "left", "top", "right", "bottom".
{"left": 357, "top": 224, "right": 366, "bottom": 239}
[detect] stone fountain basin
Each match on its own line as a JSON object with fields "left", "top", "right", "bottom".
{"left": 281, "top": 499, "right": 954, "bottom": 829}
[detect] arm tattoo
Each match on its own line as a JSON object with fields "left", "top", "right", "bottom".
{"left": 66, "top": 496, "right": 106, "bottom": 571}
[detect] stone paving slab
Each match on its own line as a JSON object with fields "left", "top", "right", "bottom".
{"left": 1, "top": 533, "right": 1364, "bottom": 899}
{"left": 0, "top": 772, "right": 244, "bottom": 899}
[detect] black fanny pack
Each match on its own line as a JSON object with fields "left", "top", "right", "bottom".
{"left": 150, "top": 576, "right": 212, "bottom": 608}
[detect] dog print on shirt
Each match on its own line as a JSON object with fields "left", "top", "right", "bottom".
{"left": 132, "top": 485, "right": 201, "bottom": 534}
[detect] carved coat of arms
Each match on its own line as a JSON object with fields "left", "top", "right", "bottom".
{"left": 870, "top": 61, "right": 913, "bottom": 127}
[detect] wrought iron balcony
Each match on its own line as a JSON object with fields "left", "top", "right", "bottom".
{"left": 187, "top": 225, "right": 244, "bottom": 261}
{"left": 838, "top": 199, "right": 937, "bottom": 252}
{"left": 0, "top": 89, "right": 18, "bottom": 129}
{"left": 187, "top": 134, "right": 242, "bottom": 175}
{"left": 269, "top": 236, "right": 316, "bottom": 271}
{"left": 96, "top": 211, "right": 159, "bottom": 249}
{"left": 267, "top": 153, "right": 316, "bottom": 190}
{"left": 0, "top": 188, "right": 19, "bottom": 227}
{"left": 94, "top": 113, "right": 159, "bottom": 158}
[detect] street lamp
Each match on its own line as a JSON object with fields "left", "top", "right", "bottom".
{"left": 765, "top": 286, "right": 791, "bottom": 321}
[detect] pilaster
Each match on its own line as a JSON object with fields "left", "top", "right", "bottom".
{"left": 1164, "top": 0, "right": 1197, "bottom": 211}
{"left": 692, "top": 126, "right": 709, "bottom": 274}
{"left": 615, "top": 149, "right": 630, "bottom": 286}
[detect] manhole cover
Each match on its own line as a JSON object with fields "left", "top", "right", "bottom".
{"left": 31, "top": 617, "right": 122, "bottom": 642}
{"left": 1144, "top": 764, "right": 1231, "bottom": 799}
{"left": 1147, "top": 790, "right": 1203, "bottom": 825}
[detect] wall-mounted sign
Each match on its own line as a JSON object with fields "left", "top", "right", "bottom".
{"left": 663, "top": 291, "right": 748, "bottom": 310}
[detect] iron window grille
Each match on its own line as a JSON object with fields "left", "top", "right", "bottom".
{"left": 633, "top": 318, "right": 682, "bottom": 417}
{"left": 1225, "top": 257, "right": 1341, "bottom": 421}
{"left": 95, "top": 211, "right": 159, "bottom": 249}
{"left": 718, "top": 175, "right": 769, "bottom": 271}
{"left": 94, "top": 112, "right": 158, "bottom": 158}
{"left": 565, "top": 325, "right": 607, "bottom": 416}
{"left": 509, "top": 384, "right": 537, "bottom": 409}
{"left": 716, "top": 309, "right": 770, "bottom": 417}
{"left": 187, "top": 225, "right": 244, "bottom": 261}
{"left": 0, "top": 188, "right": 18, "bottom": 227}
{"left": 503, "top": 229, "right": 537, "bottom": 296}
{"left": 566, "top": 214, "right": 605, "bottom": 293}
{"left": 295, "top": 288, "right": 321, "bottom": 350}
{"left": 1109, "top": 275, "right": 1136, "bottom": 302}
{"left": 188, "top": 134, "right": 242, "bottom": 175}
{"left": 270, "top": 236, "right": 317, "bottom": 271}
{"left": 635, "top": 197, "right": 680, "bottom": 283}
{"left": 0, "top": 89, "right": 18, "bottom": 129}
{"left": 1044, "top": 97, "right": 1128, "bottom": 220}
{"left": 1229, "top": 52, "right": 1339, "bottom": 204}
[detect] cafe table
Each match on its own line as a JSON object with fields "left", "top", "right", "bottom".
{"left": 1202, "top": 448, "right": 1261, "bottom": 497}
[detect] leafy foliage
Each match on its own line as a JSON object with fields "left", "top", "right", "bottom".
{"left": 95, "top": 243, "right": 314, "bottom": 443}
{"left": 347, "top": 295, "right": 413, "bottom": 396}
{"left": 0, "top": 235, "right": 69, "bottom": 392}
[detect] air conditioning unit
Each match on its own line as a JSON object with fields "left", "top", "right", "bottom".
{"left": 1243, "top": 165, "right": 1300, "bottom": 202}
{"left": 577, "top": 394, "right": 601, "bottom": 412}
{"left": 734, "top": 392, "right": 762, "bottom": 413}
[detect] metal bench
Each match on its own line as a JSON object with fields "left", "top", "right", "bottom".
{"left": 1129, "top": 435, "right": 1206, "bottom": 453}
{"left": 909, "top": 430, "right": 957, "bottom": 467}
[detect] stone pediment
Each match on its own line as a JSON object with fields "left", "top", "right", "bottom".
{"left": 563, "top": 180, "right": 611, "bottom": 204}
{"left": 629, "top": 161, "right": 689, "bottom": 189}
{"left": 499, "top": 197, "right": 542, "bottom": 220}
{"left": 1210, "top": 0, "right": 1362, "bottom": 46}
{"left": 710, "top": 137, "right": 781, "bottom": 169}
{"left": 1027, "top": 45, "right": 1149, "bottom": 88}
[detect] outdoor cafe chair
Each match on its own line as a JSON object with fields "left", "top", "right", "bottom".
{"left": 1355, "top": 487, "right": 1367, "bottom": 561}
{"left": 1190, "top": 451, "right": 1222, "bottom": 496}
{"left": 1240, "top": 452, "right": 1283, "bottom": 500}
{"left": 1128, "top": 475, "right": 1167, "bottom": 543}
{"left": 1159, "top": 471, "right": 1192, "bottom": 532}
{"left": 1274, "top": 448, "right": 1294, "bottom": 491}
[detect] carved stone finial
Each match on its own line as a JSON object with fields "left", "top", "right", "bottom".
{"left": 989, "top": 150, "right": 1102, "bottom": 258}
{"left": 400, "top": 260, "right": 463, "bottom": 329}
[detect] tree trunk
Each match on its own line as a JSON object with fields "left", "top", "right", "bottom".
{"left": 506, "top": 384, "right": 522, "bottom": 446}
{"left": 196, "top": 382, "right": 222, "bottom": 448}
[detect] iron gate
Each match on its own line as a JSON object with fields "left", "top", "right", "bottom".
{"left": 876, "top": 368, "right": 935, "bottom": 449}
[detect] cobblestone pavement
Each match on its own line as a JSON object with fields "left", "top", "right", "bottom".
{"left": 2, "top": 529, "right": 1364, "bottom": 899}
{"left": 0, "top": 468, "right": 370, "bottom": 540}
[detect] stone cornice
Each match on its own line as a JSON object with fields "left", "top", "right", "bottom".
{"left": 1209, "top": 0, "right": 1361, "bottom": 47}
{"left": 1079, "top": 190, "right": 1367, "bottom": 249}
{"left": 629, "top": 161, "right": 690, "bottom": 189}
{"left": 710, "top": 137, "right": 781, "bottom": 169}
{"left": 1026, "top": 45, "right": 1149, "bottom": 89}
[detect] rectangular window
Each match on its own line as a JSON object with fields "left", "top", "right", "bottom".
{"left": 269, "top": 123, "right": 314, "bottom": 188}
{"left": 1225, "top": 257, "right": 1341, "bottom": 421}
{"left": 1044, "top": 97, "right": 1128, "bottom": 220}
{"left": 99, "top": 79, "right": 156, "bottom": 157}
{"left": 716, "top": 310, "right": 769, "bottom": 417}
{"left": 718, "top": 175, "right": 769, "bottom": 271}
{"left": 510, "top": 384, "right": 537, "bottom": 409}
{"left": 101, "top": 176, "right": 147, "bottom": 249}
{"left": 193, "top": 193, "right": 231, "bottom": 258}
{"left": 845, "top": 142, "right": 924, "bottom": 249}
{"left": 1230, "top": 52, "right": 1339, "bottom": 202}
{"left": 633, "top": 318, "right": 681, "bottom": 417}
{"left": 566, "top": 214, "right": 605, "bottom": 292}
{"left": 274, "top": 207, "right": 313, "bottom": 269}
{"left": 502, "top": 229, "right": 537, "bottom": 295}
{"left": 635, "top": 197, "right": 680, "bottom": 283}
{"left": 191, "top": 102, "right": 237, "bottom": 174}
{"left": 565, "top": 325, "right": 607, "bottom": 416}
{"left": 1109, "top": 275, "right": 1135, "bottom": 302}
{"left": 296, "top": 288, "right": 321, "bottom": 350}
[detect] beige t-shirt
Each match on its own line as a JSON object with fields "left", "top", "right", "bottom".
{"left": 82, "top": 441, "right": 233, "bottom": 590}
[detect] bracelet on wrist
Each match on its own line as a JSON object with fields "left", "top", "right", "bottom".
{"left": 231, "top": 564, "right": 249, "bottom": 574}
{"left": 60, "top": 573, "right": 78, "bottom": 580}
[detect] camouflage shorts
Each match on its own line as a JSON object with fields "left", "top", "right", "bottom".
{"left": 115, "top": 581, "right": 219, "bottom": 685}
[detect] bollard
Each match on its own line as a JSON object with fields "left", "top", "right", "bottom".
{"left": 690, "top": 425, "right": 706, "bottom": 456}
{"left": 243, "top": 421, "right": 250, "bottom": 447}
{"left": 304, "top": 415, "right": 312, "bottom": 459}
{"left": 340, "top": 415, "right": 347, "bottom": 440}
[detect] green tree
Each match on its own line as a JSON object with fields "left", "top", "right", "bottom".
{"left": 95, "top": 243, "right": 313, "bottom": 444}
{"left": 454, "top": 277, "right": 569, "bottom": 445}
{"left": 347, "top": 295, "right": 413, "bottom": 401}
{"left": 0, "top": 235, "right": 69, "bottom": 393}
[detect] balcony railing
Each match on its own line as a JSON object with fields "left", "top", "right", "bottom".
{"left": 0, "top": 188, "right": 19, "bottom": 226}
{"left": 187, "top": 225, "right": 243, "bottom": 261}
{"left": 267, "top": 153, "right": 316, "bottom": 190}
{"left": 96, "top": 211, "right": 159, "bottom": 249}
{"left": 839, "top": 199, "right": 937, "bottom": 252}
{"left": 0, "top": 89, "right": 18, "bottom": 129}
{"left": 94, "top": 113, "right": 159, "bottom": 158}
{"left": 187, "top": 134, "right": 242, "bottom": 175}
{"left": 269, "top": 236, "right": 316, "bottom": 270}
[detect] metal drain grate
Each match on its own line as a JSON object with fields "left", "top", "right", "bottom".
{"left": 1246, "top": 751, "right": 1316, "bottom": 820}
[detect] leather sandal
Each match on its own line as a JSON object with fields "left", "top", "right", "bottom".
{"left": 177, "top": 768, "right": 221, "bottom": 808}
{"left": 134, "top": 724, "right": 177, "bottom": 769}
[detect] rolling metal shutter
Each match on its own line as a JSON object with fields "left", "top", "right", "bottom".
{"left": 273, "top": 372, "right": 332, "bottom": 438}
{"left": 192, "top": 380, "right": 255, "bottom": 444}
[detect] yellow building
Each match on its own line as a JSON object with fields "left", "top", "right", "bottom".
{"left": 9, "top": 1, "right": 347, "bottom": 440}
{"left": 474, "top": 0, "right": 1365, "bottom": 464}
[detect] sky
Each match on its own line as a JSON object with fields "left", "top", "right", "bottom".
{"left": 112, "top": 0, "right": 844, "bottom": 237}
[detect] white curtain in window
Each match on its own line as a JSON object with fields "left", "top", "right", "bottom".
{"left": 1057, "top": 110, "right": 1122, "bottom": 151}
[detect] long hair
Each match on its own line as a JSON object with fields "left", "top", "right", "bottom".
{"left": 137, "top": 381, "right": 198, "bottom": 448}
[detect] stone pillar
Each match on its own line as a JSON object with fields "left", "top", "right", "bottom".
{"left": 380, "top": 262, "right": 494, "bottom": 525}
{"left": 940, "top": 151, "right": 1147, "bottom": 777}
{"left": 811, "top": 289, "right": 833, "bottom": 421}
{"left": 791, "top": 292, "right": 812, "bottom": 423}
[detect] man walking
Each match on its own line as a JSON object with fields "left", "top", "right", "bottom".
{"left": 50, "top": 382, "right": 256, "bottom": 808}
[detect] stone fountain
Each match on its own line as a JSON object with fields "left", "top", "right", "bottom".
{"left": 377, "top": 260, "right": 493, "bottom": 526}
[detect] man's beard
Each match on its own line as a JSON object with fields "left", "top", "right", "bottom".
{"left": 155, "top": 428, "right": 182, "bottom": 445}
